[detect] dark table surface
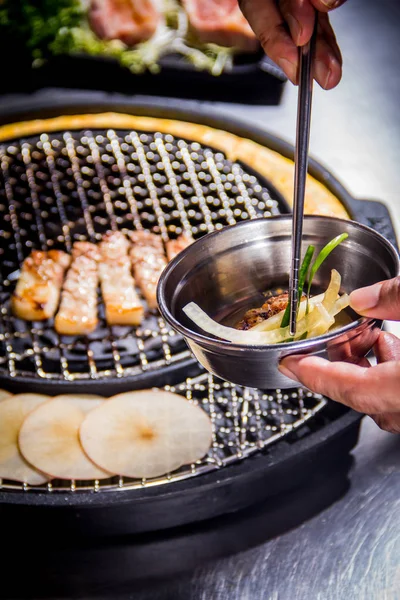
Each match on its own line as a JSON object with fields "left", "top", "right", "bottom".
{"left": 0, "top": 0, "right": 399, "bottom": 598}
{"left": 130, "top": 418, "right": 400, "bottom": 600}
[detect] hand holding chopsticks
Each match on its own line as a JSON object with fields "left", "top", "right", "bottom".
{"left": 239, "top": 0, "right": 344, "bottom": 89}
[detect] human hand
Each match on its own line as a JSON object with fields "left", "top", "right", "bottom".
{"left": 239, "top": 0, "right": 347, "bottom": 89}
{"left": 279, "top": 277, "right": 400, "bottom": 433}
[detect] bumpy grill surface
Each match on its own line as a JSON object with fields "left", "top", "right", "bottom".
{"left": 0, "top": 125, "right": 333, "bottom": 495}
{"left": 0, "top": 129, "right": 286, "bottom": 382}
{"left": 0, "top": 372, "right": 326, "bottom": 492}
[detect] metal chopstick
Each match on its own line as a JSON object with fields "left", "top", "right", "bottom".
{"left": 289, "top": 18, "right": 318, "bottom": 337}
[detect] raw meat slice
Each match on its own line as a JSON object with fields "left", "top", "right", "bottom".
{"left": 182, "top": 0, "right": 259, "bottom": 51}
{"left": 89, "top": 0, "right": 160, "bottom": 46}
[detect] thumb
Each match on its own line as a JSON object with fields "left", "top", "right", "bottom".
{"left": 350, "top": 277, "right": 400, "bottom": 321}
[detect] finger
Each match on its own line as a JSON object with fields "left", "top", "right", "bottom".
{"left": 348, "top": 356, "right": 371, "bottom": 368}
{"left": 279, "top": 355, "right": 400, "bottom": 414}
{"left": 374, "top": 331, "right": 400, "bottom": 363}
{"left": 332, "top": 326, "right": 379, "bottom": 364}
{"left": 239, "top": 0, "right": 299, "bottom": 83}
{"left": 279, "top": 3, "right": 342, "bottom": 69}
{"left": 371, "top": 413, "right": 400, "bottom": 434}
{"left": 313, "top": 13, "right": 342, "bottom": 89}
{"left": 350, "top": 277, "right": 400, "bottom": 321}
{"left": 318, "top": 10, "right": 342, "bottom": 65}
{"left": 310, "top": 0, "right": 348, "bottom": 12}
{"left": 279, "top": 0, "right": 316, "bottom": 46}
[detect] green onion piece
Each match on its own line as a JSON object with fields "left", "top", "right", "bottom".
{"left": 281, "top": 244, "right": 315, "bottom": 328}
{"left": 307, "top": 233, "right": 349, "bottom": 299}
{"left": 280, "top": 305, "right": 290, "bottom": 329}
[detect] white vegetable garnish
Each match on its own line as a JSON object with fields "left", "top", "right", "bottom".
{"left": 183, "top": 268, "right": 350, "bottom": 346}
{"left": 322, "top": 269, "right": 341, "bottom": 312}
{"left": 184, "top": 302, "right": 342, "bottom": 345}
{"left": 310, "top": 269, "right": 343, "bottom": 338}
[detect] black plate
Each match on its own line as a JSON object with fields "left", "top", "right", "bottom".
{"left": 3, "top": 50, "right": 287, "bottom": 105}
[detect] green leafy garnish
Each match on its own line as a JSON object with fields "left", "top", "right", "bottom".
{"left": 0, "top": 0, "right": 84, "bottom": 64}
{"left": 301, "top": 232, "right": 348, "bottom": 337}
{"left": 307, "top": 233, "right": 349, "bottom": 300}
{"left": 281, "top": 244, "right": 315, "bottom": 328}
{"left": 281, "top": 232, "right": 348, "bottom": 338}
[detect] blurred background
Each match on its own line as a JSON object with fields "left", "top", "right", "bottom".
{"left": 0, "top": 0, "right": 399, "bottom": 230}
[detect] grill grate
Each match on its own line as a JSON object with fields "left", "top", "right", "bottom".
{"left": 0, "top": 129, "right": 286, "bottom": 382}
{"left": 0, "top": 372, "right": 327, "bottom": 493}
{"left": 0, "top": 124, "right": 331, "bottom": 495}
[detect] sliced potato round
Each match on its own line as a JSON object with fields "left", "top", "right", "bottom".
{"left": 0, "top": 394, "right": 50, "bottom": 485}
{"left": 80, "top": 390, "right": 213, "bottom": 479}
{"left": 0, "top": 389, "right": 12, "bottom": 402}
{"left": 19, "top": 396, "right": 112, "bottom": 481}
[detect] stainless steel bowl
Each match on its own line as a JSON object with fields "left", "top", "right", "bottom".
{"left": 158, "top": 216, "right": 399, "bottom": 389}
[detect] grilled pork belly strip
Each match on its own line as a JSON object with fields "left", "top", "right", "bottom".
{"left": 129, "top": 231, "right": 167, "bottom": 310}
{"left": 55, "top": 242, "right": 100, "bottom": 335}
{"left": 181, "top": 0, "right": 259, "bottom": 52}
{"left": 89, "top": 0, "right": 160, "bottom": 47}
{"left": 12, "top": 250, "right": 71, "bottom": 321}
{"left": 165, "top": 233, "right": 194, "bottom": 262}
{"left": 99, "top": 231, "right": 144, "bottom": 325}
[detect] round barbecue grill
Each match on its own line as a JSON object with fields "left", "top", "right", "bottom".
{"left": 0, "top": 98, "right": 397, "bottom": 596}
{"left": 0, "top": 125, "right": 286, "bottom": 394}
